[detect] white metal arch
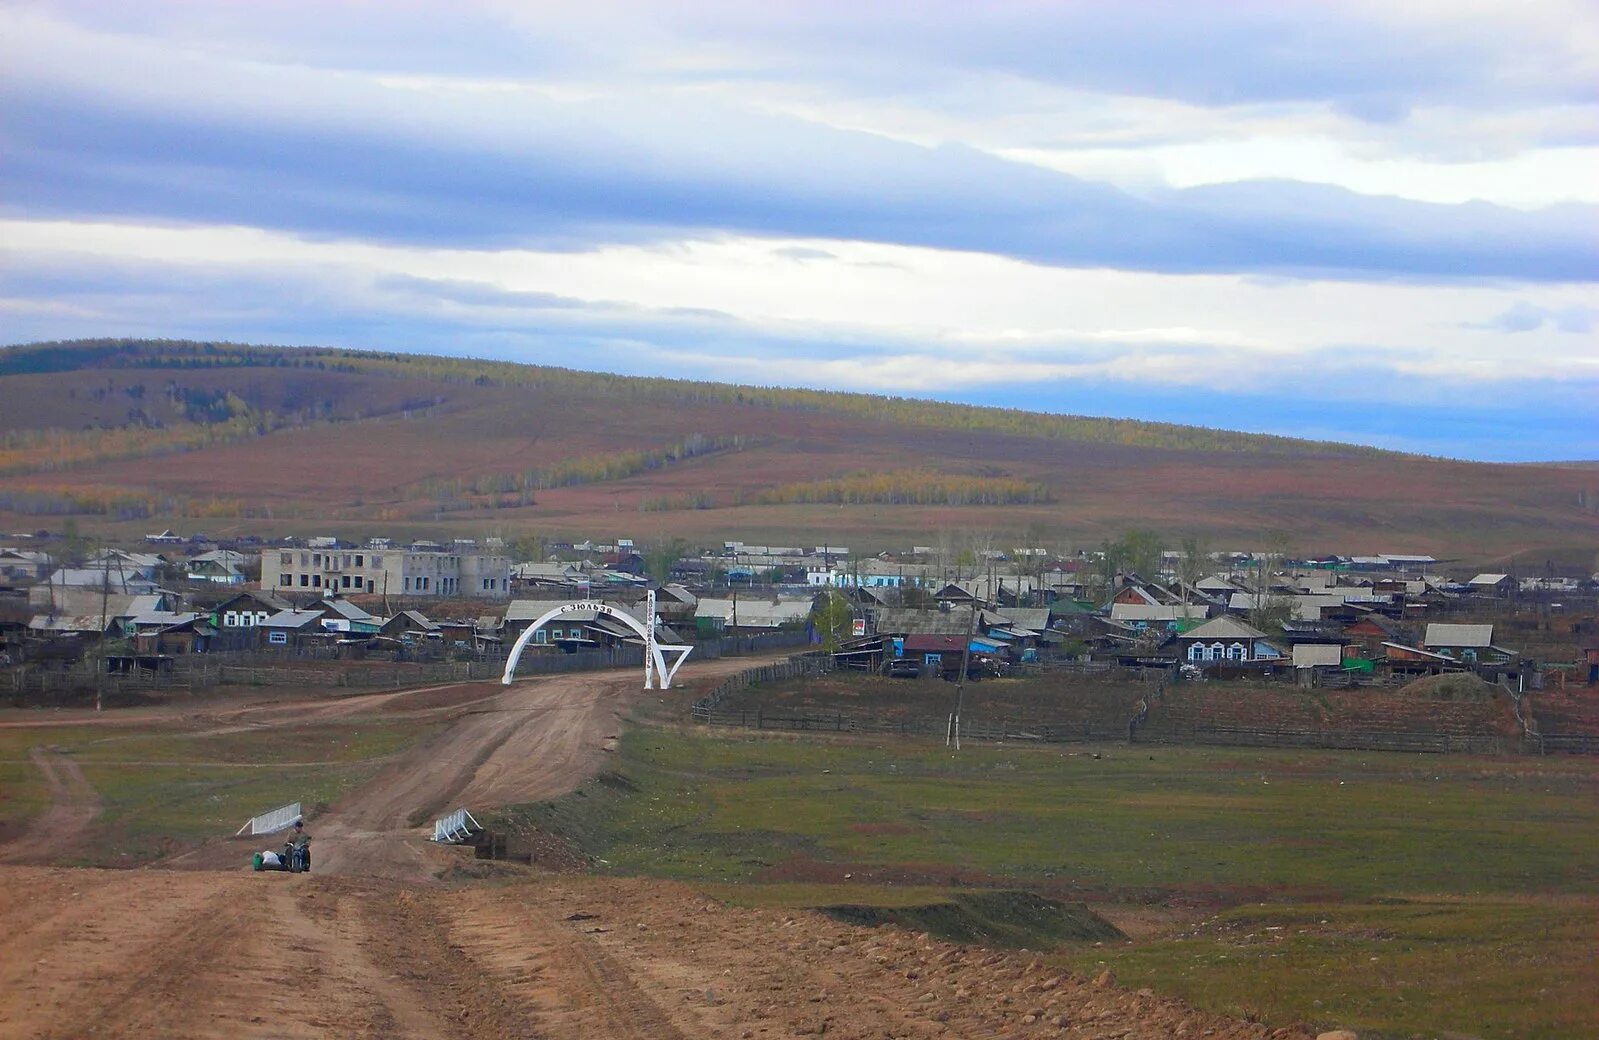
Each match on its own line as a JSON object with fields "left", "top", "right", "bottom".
{"left": 500, "top": 592, "right": 693, "bottom": 689}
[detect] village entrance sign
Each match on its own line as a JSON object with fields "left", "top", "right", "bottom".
{"left": 500, "top": 590, "right": 694, "bottom": 690}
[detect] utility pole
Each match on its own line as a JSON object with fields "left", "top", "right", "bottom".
{"left": 96, "top": 542, "right": 109, "bottom": 714}
{"left": 949, "top": 592, "right": 977, "bottom": 751}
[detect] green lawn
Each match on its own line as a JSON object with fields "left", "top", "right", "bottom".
{"left": 503, "top": 727, "right": 1599, "bottom": 1040}
{"left": 543, "top": 730, "right": 1599, "bottom": 897}
{"left": 1067, "top": 897, "right": 1597, "bottom": 1040}
{"left": 0, "top": 716, "right": 440, "bottom": 863}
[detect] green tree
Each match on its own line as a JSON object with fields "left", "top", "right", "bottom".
{"left": 1120, "top": 528, "right": 1163, "bottom": 580}
{"left": 59, "top": 518, "right": 88, "bottom": 566}
{"left": 809, "top": 588, "right": 855, "bottom": 651}
{"left": 506, "top": 533, "right": 546, "bottom": 562}
{"left": 643, "top": 538, "right": 688, "bottom": 583}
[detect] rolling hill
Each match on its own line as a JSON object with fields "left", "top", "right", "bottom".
{"left": 1, "top": 339, "right": 1595, "bottom": 562}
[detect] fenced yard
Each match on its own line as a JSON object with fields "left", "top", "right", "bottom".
{"left": 5, "top": 628, "right": 815, "bottom": 704}
{"left": 687, "top": 658, "right": 1594, "bottom": 755}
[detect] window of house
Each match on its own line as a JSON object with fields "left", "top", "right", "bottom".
{"left": 355, "top": 554, "right": 364, "bottom": 567}
{"left": 1228, "top": 642, "right": 1245, "bottom": 661}
{"left": 366, "top": 580, "right": 375, "bottom": 593}
{"left": 404, "top": 577, "right": 411, "bottom": 591}
{"left": 1188, "top": 643, "right": 1207, "bottom": 661}
{"left": 300, "top": 553, "right": 309, "bottom": 567}
{"left": 313, "top": 575, "right": 322, "bottom": 588}
{"left": 280, "top": 574, "right": 293, "bottom": 586}
{"left": 268, "top": 631, "right": 287, "bottom": 645}
{"left": 299, "top": 574, "right": 309, "bottom": 587}
{"left": 534, "top": 629, "right": 547, "bottom": 643}
{"left": 280, "top": 553, "right": 292, "bottom": 566}
{"left": 371, "top": 555, "right": 382, "bottom": 568}
{"left": 1211, "top": 642, "right": 1224, "bottom": 659}
{"left": 312, "top": 553, "right": 321, "bottom": 566}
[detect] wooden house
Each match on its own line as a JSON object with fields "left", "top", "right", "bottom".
{"left": 1423, "top": 623, "right": 1517, "bottom": 665}
{"left": 1173, "top": 616, "right": 1284, "bottom": 663}
{"left": 257, "top": 609, "right": 326, "bottom": 650}
{"left": 128, "top": 612, "right": 215, "bottom": 655}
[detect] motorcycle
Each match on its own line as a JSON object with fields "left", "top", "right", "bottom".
{"left": 251, "top": 840, "right": 311, "bottom": 873}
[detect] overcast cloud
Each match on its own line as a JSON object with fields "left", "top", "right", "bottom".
{"left": 1, "top": 1, "right": 1595, "bottom": 459}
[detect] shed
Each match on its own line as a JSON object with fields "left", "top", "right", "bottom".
{"left": 1291, "top": 643, "right": 1344, "bottom": 669}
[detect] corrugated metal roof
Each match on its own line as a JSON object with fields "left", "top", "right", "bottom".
{"left": 28, "top": 613, "right": 110, "bottom": 633}
{"left": 695, "top": 597, "right": 812, "bottom": 627}
{"left": 1181, "top": 616, "right": 1271, "bottom": 641}
{"left": 261, "top": 609, "right": 325, "bottom": 629}
{"left": 993, "top": 608, "right": 1050, "bottom": 632}
{"left": 902, "top": 634, "right": 969, "bottom": 653}
{"left": 873, "top": 607, "right": 975, "bottom": 636}
{"left": 1424, "top": 623, "right": 1493, "bottom": 648}
{"left": 127, "top": 611, "right": 201, "bottom": 628}
{"left": 1382, "top": 641, "right": 1455, "bottom": 661}
{"left": 1291, "top": 643, "right": 1344, "bottom": 668}
{"left": 1110, "top": 603, "right": 1207, "bottom": 622}
{"left": 322, "top": 599, "right": 375, "bottom": 621}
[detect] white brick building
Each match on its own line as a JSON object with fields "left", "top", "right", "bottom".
{"left": 262, "top": 546, "right": 510, "bottom": 599}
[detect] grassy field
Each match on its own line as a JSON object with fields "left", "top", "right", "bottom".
{"left": 505, "top": 726, "right": 1599, "bottom": 1039}
{"left": 712, "top": 671, "right": 1146, "bottom": 724}
{"left": 1070, "top": 896, "right": 1597, "bottom": 1040}
{"left": 0, "top": 716, "right": 439, "bottom": 864}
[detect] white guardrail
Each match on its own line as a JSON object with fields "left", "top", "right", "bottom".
{"left": 235, "top": 801, "right": 302, "bottom": 837}
{"left": 432, "top": 807, "right": 480, "bottom": 843}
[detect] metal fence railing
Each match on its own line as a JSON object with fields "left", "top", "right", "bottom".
{"left": 235, "top": 801, "right": 301, "bottom": 837}
{"left": 431, "top": 808, "right": 480, "bottom": 843}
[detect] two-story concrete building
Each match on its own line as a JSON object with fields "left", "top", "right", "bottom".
{"left": 261, "top": 546, "right": 510, "bottom": 599}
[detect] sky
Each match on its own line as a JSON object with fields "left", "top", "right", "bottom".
{"left": 1, "top": 1, "right": 1595, "bottom": 461}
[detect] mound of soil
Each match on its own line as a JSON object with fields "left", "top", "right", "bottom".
{"left": 1399, "top": 673, "right": 1500, "bottom": 701}
{"left": 821, "top": 889, "right": 1126, "bottom": 948}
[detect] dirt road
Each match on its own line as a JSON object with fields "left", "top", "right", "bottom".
{"left": 0, "top": 658, "right": 1318, "bottom": 1039}
{"left": 0, "top": 865, "right": 1306, "bottom": 1040}
{"left": 152, "top": 654, "right": 772, "bottom": 878}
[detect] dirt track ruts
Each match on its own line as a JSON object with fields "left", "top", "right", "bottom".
{"left": 0, "top": 866, "right": 1313, "bottom": 1040}
{"left": 0, "top": 747, "right": 102, "bottom": 864}
{"left": 0, "top": 657, "right": 1317, "bottom": 1039}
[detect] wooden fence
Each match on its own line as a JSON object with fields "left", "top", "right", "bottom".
{"left": 685, "top": 651, "right": 1572, "bottom": 755}
{"left": 1130, "top": 722, "right": 1509, "bottom": 755}
{"left": 697, "top": 707, "right": 1127, "bottom": 743}
{"left": 1537, "top": 733, "right": 1599, "bottom": 754}
{"left": 6, "top": 644, "right": 647, "bottom": 700}
{"left": 690, "top": 652, "right": 835, "bottom": 719}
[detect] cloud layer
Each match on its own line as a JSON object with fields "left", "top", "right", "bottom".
{"left": 0, "top": 1, "right": 1595, "bottom": 460}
